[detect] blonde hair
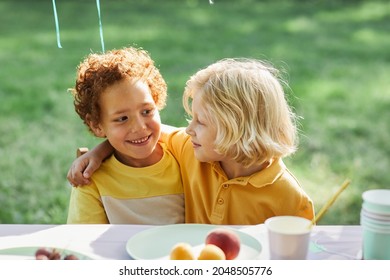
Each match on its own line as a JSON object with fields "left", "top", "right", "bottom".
{"left": 71, "top": 47, "right": 167, "bottom": 135}
{"left": 183, "top": 58, "right": 298, "bottom": 167}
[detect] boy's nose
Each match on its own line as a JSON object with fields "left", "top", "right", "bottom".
{"left": 185, "top": 122, "right": 194, "bottom": 136}
{"left": 129, "top": 118, "right": 146, "bottom": 133}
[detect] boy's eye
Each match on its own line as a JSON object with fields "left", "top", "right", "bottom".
{"left": 142, "top": 108, "right": 154, "bottom": 116}
{"left": 187, "top": 117, "right": 204, "bottom": 126}
{"left": 116, "top": 116, "right": 128, "bottom": 122}
{"left": 195, "top": 118, "right": 204, "bottom": 125}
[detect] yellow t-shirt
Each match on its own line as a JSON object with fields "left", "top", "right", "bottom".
{"left": 67, "top": 142, "right": 184, "bottom": 224}
{"left": 165, "top": 128, "right": 314, "bottom": 225}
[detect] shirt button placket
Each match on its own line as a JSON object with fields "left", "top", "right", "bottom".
{"left": 212, "top": 184, "right": 229, "bottom": 221}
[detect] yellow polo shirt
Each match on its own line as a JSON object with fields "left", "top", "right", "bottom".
{"left": 164, "top": 128, "right": 314, "bottom": 225}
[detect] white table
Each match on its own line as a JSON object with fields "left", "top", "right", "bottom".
{"left": 0, "top": 224, "right": 362, "bottom": 260}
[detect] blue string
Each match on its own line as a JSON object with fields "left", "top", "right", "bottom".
{"left": 96, "top": 0, "right": 105, "bottom": 52}
{"left": 51, "top": 0, "right": 62, "bottom": 48}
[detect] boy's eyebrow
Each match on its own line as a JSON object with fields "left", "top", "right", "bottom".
{"left": 110, "top": 109, "right": 128, "bottom": 116}
{"left": 110, "top": 102, "right": 156, "bottom": 115}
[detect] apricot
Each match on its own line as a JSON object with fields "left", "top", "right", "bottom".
{"left": 197, "top": 244, "right": 226, "bottom": 260}
{"left": 169, "top": 242, "right": 195, "bottom": 260}
{"left": 205, "top": 228, "right": 240, "bottom": 260}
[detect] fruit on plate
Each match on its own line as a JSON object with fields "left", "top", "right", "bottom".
{"left": 197, "top": 244, "right": 226, "bottom": 260}
{"left": 35, "top": 248, "right": 51, "bottom": 259}
{"left": 205, "top": 228, "right": 240, "bottom": 260}
{"left": 169, "top": 242, "right": 195, "bottom": 260}
{"left": 64, "top": 254, "right": 79, "bottom": 260}
{"left": 34, "top": 247, "right": 79, "bottom": 260}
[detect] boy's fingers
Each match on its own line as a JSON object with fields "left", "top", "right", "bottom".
{"left": 83, "top": 160, "right": 101, "bottom": 179}
{"left": 83, "top": 170, "right": 91, "bottom": 179}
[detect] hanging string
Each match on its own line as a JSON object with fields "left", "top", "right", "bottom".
{"left": 96, "top": 0, "right": 105, "bottom": 52}
{"left": 51, "top": 0, "right": 62, "bottom": 48}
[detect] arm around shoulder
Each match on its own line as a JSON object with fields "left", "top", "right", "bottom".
{"left": 67, "top": 140, "right": 114, "bottom": 186}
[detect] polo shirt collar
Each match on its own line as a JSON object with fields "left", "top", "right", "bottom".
{"left": 211, "top": 158, "right": 285, "bottom": 188}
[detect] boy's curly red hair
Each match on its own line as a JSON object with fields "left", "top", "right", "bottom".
{"left": 71, "top": 47, "right": 167, "bottom": 134}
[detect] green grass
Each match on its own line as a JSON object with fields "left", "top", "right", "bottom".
{"left": 0, "top": 0, "right": 389, "bottom": 225}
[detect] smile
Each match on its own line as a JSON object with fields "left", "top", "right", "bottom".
{"left": 129, "top": 135, "right": 150, "bottom": 144}
{"left": 191, "top": 141, "right": 201, "bottom": 148}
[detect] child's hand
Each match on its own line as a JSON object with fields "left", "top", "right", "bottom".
{"left": 67, "top": 153, "right": 101, "bottom": 187}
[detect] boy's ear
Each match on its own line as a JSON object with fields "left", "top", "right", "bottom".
{"left": 86, "top": 114, "right": 106, "bottom": 138}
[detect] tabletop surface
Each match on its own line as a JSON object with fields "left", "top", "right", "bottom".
{"left": 0, "top": 224, "right": 362, "bottom": 260}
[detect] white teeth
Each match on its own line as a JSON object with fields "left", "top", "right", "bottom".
{"left": 129, "top": 136, "right": 149, "bottom": 144}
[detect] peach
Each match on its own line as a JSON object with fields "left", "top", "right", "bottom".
{"left": 205, "top": 228, "right": 240, "bottom": 260}
{"left": 169, "top": 242, "right": 195, "bottom": 260}
{"left": 197, "top": 244, "right": 226, "bottom": 260}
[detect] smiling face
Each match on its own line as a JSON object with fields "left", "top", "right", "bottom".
{"left": 92, "top": 78, "right": 162, "bottom": 167}
{"left": 185, "top": 91, "right": 224, "bottom": 163}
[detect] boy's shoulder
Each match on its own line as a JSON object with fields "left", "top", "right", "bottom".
{"left": 159, "top": 125, "right": 192, "bottom": 161}
{"left": 93, "top": 154, "right": 117, "bottom": 175}
{"left": 161, "top": 124, "right": 181, "bottom": 134}
{"left": 160, "top": 125, "right": 188, "bottom": 143}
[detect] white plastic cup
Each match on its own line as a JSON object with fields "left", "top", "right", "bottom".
{"left": 265, "top": 216, "right": 312, "bottom": 260}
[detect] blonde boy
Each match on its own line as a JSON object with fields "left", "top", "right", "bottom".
{"left": 165, "top": 58, "right": 314, "bottom": 224}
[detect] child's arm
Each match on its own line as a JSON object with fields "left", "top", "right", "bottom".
{"left": 67, "top": 140, "right": 114, "bottom": 186}
{"left": 160, "top": 124, "right": 181, "bottom": 143}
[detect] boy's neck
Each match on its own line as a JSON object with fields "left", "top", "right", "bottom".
{"left": 114, "top": 143, "right": 164, "bottom": 167}
{"left": 220, "top": 159, "right": 271, "bottom": 180}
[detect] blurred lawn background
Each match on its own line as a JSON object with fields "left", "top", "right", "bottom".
{"left": 0, "top": 0, "right": 389, "bottom": 224}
